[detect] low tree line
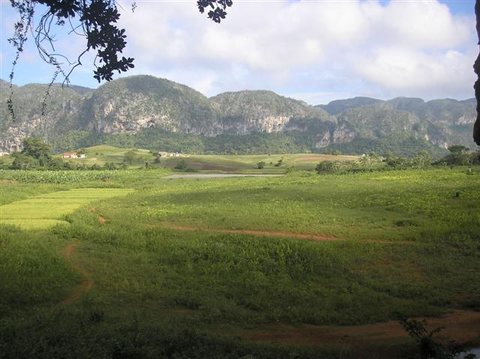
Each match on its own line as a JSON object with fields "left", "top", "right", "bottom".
{"left": 0, "top": 138, "right": 160, "bottom": 171}
{"left": 316, "top": 146, "right": 480, "bottom": 174}
{"left": 2, "top": 138, "right": 478, "bottom": 173}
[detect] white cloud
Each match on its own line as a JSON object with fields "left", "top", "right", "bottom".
{"left": 374, "top": 0, "right": 471, "bottom": 49}
{"left": 115, "top": 0, "right": 475, "bottom": 102}
{"left": 355, "top": 47, "right": 475, "bottom": 95}
{"left": 2, "top": 0, "right": 476, "bottom": 102}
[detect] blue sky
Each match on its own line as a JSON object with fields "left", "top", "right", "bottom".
{"left": 0, "top": 0, "right": 477, "bottom": 104}
{"left": 433, "top": 0, "right": 473, "bottom": 14}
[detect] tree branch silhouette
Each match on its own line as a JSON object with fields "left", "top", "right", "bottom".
{"left": 474, "top": 0, "right": 480, "bottom": 145}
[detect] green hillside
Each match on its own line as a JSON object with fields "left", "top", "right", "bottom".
{"left": 1, "top": 76, "right": 476, "bottom": 156}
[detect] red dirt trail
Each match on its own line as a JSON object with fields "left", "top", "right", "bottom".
{"left": 164, "top": 224, "right": 339, "bottom": 241}
{"left": 162, "top": 224, "right": 412, "bottom": 244}
{"left": 57, "top": 236, "right": 478, "bottom": 357}
{"left": 240, "top": 310, "right": 480, "bottom": 358}
{"left": 61, "top": 243, "right": 94, "bottom": 304}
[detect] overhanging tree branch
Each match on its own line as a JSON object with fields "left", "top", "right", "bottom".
{"left": 474, "top": 0, "right": 480, "bottom": 145}
{"left": 8, "top": 0, "right": 234, "bottom": 85}
{"left": 7, "top": 0, "right": 234, "bottom": 120}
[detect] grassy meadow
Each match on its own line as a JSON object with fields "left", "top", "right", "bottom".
{"left": 58, "top": 144, "right": 359, "bottom": 172}
{"left": 0, "top": 163, "right": 479, "bottom": 358}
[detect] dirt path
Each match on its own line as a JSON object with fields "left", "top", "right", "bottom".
{"left": 164, "top": 224, "right": 338, "bottom": 241}
{"left": 240, "top": 310, "right": 480, "bottom": 358}
{"left": 162, "top": 224, "right": 412, "bottom": 244}
{"left": 61, "top": 243, "right": 94, "bottom": 304}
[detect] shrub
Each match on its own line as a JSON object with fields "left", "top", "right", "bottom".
{"left": 174, "top": 159, "right": 187, "bottom": 170}
{"left": 315, "top": 161, "right": 343, "bottom": 173}
{"left": 256, "top": 161, "right": 266, "bottom": 169}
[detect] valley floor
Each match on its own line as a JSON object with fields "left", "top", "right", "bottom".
{"left": 0, "top": 167, "right": 479, "bottom": 358}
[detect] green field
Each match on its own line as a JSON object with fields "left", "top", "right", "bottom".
{"left": 0, "top": 188, "right": 133, "bottom": 229}
{"left": 59, "top": 144, "right": 359, "bottom": 172}
{"left": 0, "top": 165, "right": 479, "bottom": 358}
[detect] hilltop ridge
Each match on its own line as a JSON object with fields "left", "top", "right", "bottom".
{"left": 0, "top": 75, "right": 476, "bottom": 155}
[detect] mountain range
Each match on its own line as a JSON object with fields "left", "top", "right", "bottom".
{"left": 0, "top": 75, "right": 476, "bottom": 156}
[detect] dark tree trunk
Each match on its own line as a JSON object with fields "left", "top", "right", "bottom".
{"left": 474, "top": 1, "right": 480, "bottom": 144}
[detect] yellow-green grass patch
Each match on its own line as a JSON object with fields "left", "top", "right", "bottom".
{"left": 0, "top": 188, "right": 134, "bottom": 229}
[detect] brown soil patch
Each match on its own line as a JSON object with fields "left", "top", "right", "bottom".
{"left": 164, "top": 224, "right": 338, "bottom": 241}
{"left": 295, "top": 156, "right": 324, "bottom": 162}
{"left": 61, "top": 243, "right": 94, "bottom": 304}
{"left": 240, "top": 310, "right": 480, "bottom": 358}
{"left": 297, "top": 155, "right": 358, "bottom": 162}
{"left": 63, "top": 243, "right": 77, "bottom": 259}
{"left": 0, "top": 179, "right": 16, "bottom": 185}
{"left": 160, "top": 224, "right": 413, "bottom": 245}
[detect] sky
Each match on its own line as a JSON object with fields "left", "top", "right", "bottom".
{"left": 0, "top": 0, "right": 477, "bottom": 105}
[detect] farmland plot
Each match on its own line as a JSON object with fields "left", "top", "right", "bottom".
{"left": 0, "top": 188, "right": 133, "bottom": 229}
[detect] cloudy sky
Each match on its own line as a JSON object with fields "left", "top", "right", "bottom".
{"left": 0, "top": 0, "right": 477, "bottom": 104}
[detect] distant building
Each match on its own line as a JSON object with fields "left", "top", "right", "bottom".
{"left": 63, "top": 152, "right": 78, "bottom": 159}
{"left": 157, "top": 151, "right": 186, "bottom": 158}
{"left": 63, "top": 152, "right": 86, "bottom": 159}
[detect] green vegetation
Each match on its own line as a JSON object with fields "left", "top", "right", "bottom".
{"left": 47, "top": 130, "right": 452, "bottom": 157}
{"left": 1, "top": 155, "right": 479, "bottom": 357}
{"left": 0, "top": 188, "right": 133, "bottom": 229}
{"left": 315, "top": 149, "right": 479, "bottom": 174}
{"left": 2, "top": 77, "right": 476, "bottom": 158}
{"left": 10, "top": 137, "right": 58, "bottom": 170}
{"left": 256, "top": 161, "right": 266, "bottom": 169}
{"left": 320, "top": 135, "right": 448, "bottom": 158}
{"left": 436, "top": 145, "right": 480, "bottom": 166}
{"left": 400, "top": 318, "right": 467, "bottom": 359}
{"left": 51, "top": 130, "right": 318, "bottom": 155}
{"left": 11, "top": 144, "right": 355, "bottom": 173}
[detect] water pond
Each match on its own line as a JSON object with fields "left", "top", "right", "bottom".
{"left": 165, "top": 173, "right": 284, "bottom": 179}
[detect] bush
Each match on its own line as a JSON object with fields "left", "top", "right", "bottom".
{"left": 174, "top": 159, "right": 187, "bottom": 170}
{"left": 10, "top": 153, "right": 38, "bottom": 170}
{"left": 315, "top": 161, "right": 343, "bottom": 173}
{"left": 434, "top": 145, "right": 474, "bottom": 166}
{"left": 256, "top": 161, "right": 266, "bottom": 169}
{"left": 123, "top": 150, "right": 140, "bottom": 165}
{"left": 103, "top": 162, "right": 118, "bottom": 170}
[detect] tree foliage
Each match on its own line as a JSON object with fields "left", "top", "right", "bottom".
{"left": 9, "top": 0, "right": 133, "bottom": 86}
{"left": 474, "top": 1, "right": 480, "bottom": 145}
{"left": 447, "top": 145, "right": 469, "bottom": 154}
{"left": 399, "top": 318, "right": 472, "bottom": 359}
{"left": 197, "top": 0, "right": 233, "bottom": 23}
{"left": 11, "top": 137, "right": 57, "bottom": 169}
{"left": 21, "top": 137, "right": 51, "bottom": 161}
{"left": 437, "top": 145, "right": 475, "bottom": 166}
{"left": 256, "top": 161, "right": 265, "bottom": 169}
{"left": 123, "top": 150, "right": 140, "bottom": 165}
{"left": 11, "top": 152, "right": 38, "bottom": 170}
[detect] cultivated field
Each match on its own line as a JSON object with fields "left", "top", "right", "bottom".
{"left": 0, "top": 166, "right": 479, "bottom": 358}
